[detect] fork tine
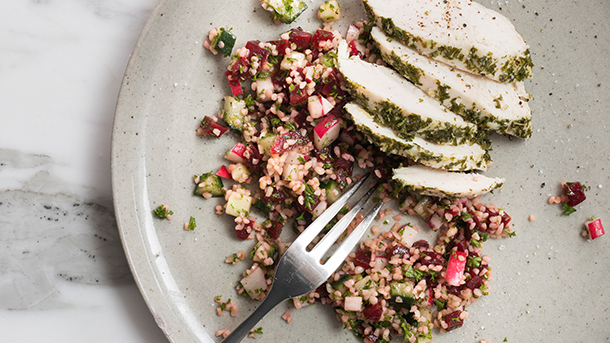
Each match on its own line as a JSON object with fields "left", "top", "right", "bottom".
{"left": 309, "top": 182, "right": 379, "bottom": 261}
{"left": 322, "top": 198, "right": 384, "bottom": 274}
{"left": 291, "top": 173, "right": 370, "bottom": 249}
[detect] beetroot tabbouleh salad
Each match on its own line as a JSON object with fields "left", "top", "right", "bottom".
{"left": 194, "top": 4, "right": 524, "bottom": 342}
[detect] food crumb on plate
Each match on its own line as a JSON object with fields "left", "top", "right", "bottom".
{"left": 528, "top": 214, "right": 536, "bottom": 222}
{"left": 282, "top": 310, "right": 292, "bottom": 323}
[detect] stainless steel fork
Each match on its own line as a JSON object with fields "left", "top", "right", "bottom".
{"left": 221, "top": 173, "right": 383, "bottom": 343}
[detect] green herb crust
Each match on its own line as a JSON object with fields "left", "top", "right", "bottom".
{"left": 344, "top": 79, "right": 486, "bottom": 147}
{"left": 377, "top": 50, "right": 532, "bottom": 139}
{"left": 344, "top": 103, "right": 491, "bottom": 171}
{"left": 363, "top": 0, "right": 534, "bottom": 83}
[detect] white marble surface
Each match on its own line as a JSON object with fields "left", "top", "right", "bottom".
{"left": 0, "top": 1, "right": 168, "bottom": 342}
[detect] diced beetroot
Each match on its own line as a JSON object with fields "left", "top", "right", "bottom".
{"left": 444, "top": 310, "right": 464, "bottom": 331}
{"left": 245, "top": 40, "right": 270, "bottom": 66}
{"left": 241, "top": 143, "right": 263, "bottom": 171}
{"left": 446, "top": 250, "right": 467, "bottom": 286}
{"left": 465, "top": 275, "right": 484, "bottom": 290}
{"left": 563, "top": 181, "right": 587, "bottom": 206}
{"left": 289, "top": 28, "right": 313, "bottom": 51}
{"left": 362, "top": 303, "right": 383, "bottom": 322}
{"left": 354, "top": 248, "right": 371, "bottom": 269}
{"left": 225, "top": 142, "right": 247, "bottom": 163}
{"left": 347, "top": 40, "right": 359, "bottom": 56}
{"left": 216, "top": 165, "right": 231, "bottom": 179}
{"left": 272, "top": 39, "right": 291, "bottom": 55}
{"left": 289, "top": 87, "right": 308, "bottom": 106}
{"left": 269, "top": 130, "right": 309, "bottom": 155}
{"left": 266, "top": 220, "right": 283, "bottom": 239}
{"left": 313, "top": 114, "right": 340, "bottom": 150}
{"left": 199, "top": 116, "right": 230, "bottom": 138}
{"left": 311, "top": 29, "right": 334, "bottom": 50}
{"left": 227, "top": 57, "right": 251, "bottom": 83}
{"left": 585, "top": 218, "right": 605, "bottom": 240}
{"left": 419, "top": 251, "right": 444, "bottom": 267}
{"left": 315, "top": 282, "right": 329, "bottom": 299}
{"left": 236, "top": 228, "right": 250, "bottom": 240}
{"left": 412, "top": 240, "right": 429, "bottom": 250}
{"left": 225, "top": 71, "right": 243, "bottom": 97}
{"left": 319, "top": 69, "right": 346, "bottom": 99}
{"left": 389, "top": 244, "right": 409, "bottom": 258}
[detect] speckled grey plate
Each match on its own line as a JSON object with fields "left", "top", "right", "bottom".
{"left": 112, "top": 0, "right": 610, "bottom": 342}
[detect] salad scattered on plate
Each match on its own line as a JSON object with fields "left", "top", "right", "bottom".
{"left": 194, "top": 0, "right": 537, "bottom": 341}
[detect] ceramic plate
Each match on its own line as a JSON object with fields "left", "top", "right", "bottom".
{"left": 112, "top": 0, "right": 610, "bottom": 342}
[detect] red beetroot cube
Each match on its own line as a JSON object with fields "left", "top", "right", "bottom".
{"left": 563, "top": 181, "right": 586, "bottom": 206}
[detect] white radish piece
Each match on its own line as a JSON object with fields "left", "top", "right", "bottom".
{"left": 446, "top": 250, "right": 467, "bottom": 286}
{"left": 307, "top": 95, "right": 334, "bottom": 119}
{"left": 241, "top": 265, "right": 268, "bottom": 300}
{"left": 225, "top": 142, "right": 246, "bottom": 163}
{"left": 343, "top": 296, "right": 363, "bottom": 312}
{"left": 313, "top": 114, "right": 340, "bottom": 150}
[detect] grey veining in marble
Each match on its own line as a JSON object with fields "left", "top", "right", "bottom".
{"left": 0, "top": 149, "right": 130, "bottom": 310}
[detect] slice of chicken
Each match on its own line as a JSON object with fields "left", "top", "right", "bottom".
{"left": 363, "top": 0, "right": 533, "bottom": 83}
{"left": 393, "top": 164, "right": 505, "bottom": 198}
{"left": 371, "top": 26, "right": 532, "bottom": 138}
{"left": 345, "top": 103, "right": 490, "bottom": 171}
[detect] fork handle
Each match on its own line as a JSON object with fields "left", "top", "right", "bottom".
{"left": 220, "top": 292, "right": 285, "bottom": 343}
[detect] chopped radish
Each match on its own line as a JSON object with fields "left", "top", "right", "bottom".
{"left": 225, "top": 71, "right": 242, "bottom": 97}
{"left": 225, "top": 142, "right": 247, "bottom": 163}
{"left": 307, "top": 95, "right": 335, "bottom": 119}
{"left": 313, "top": 114, "right": 340, "bottom": 150}
{"left": 345, "top": 24, "right": 360, "bottom": 43}
{"left": 585, "top": 217, "right": 605, "bottom": 240}
{"left": 241, "top": 265, "right": 268, "bottom": 300}
{"left": 339, "top": 130, "right": 356, "bottom": 145}
{"left": 428, "top": 213, "right": 443, "bottom": 231}
{"left": 446, "top": 250, "right": 467, "bottom": 286}
{"left": 398, "top": 224, "right": 419, "bottom": 247}
{"left": 216, "top": 165, "right": 231, "bottom": 179}
{"left": 343, "top": 296, "right": 363, "bottom": 312}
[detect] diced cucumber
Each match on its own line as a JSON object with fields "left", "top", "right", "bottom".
{"left": 211, "top": 27, "right": 236, "bottom": 57}
{"left": 258, "top": 133, "right": 278, "bottom": 156}
{"left": 194, "top": 171, "right": 225, "bottom": 197}
{"left": 231, "top": 162, "right": 251, "bottom": 182}
{"left": 321, "top": 180, "right": 341, "bottom": 204}
{"left": 389, "top": 281, "right": 416, "bottom": 309}
{"left": 223, "top": 96, "right": 246, "bottom": 130}
{"left": 225, "top": 191, "right": 252, "bottom": 217}
{"left": 318, "top": 0, "right": 341, "bottom": 23}
{"left": 330, "top": 273, "right": 351, "bottom": 295}
{"left": 261, "top": 0, "right": 308, "bottom": 24}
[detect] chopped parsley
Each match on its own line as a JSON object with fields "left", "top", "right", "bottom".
{"left": 186, "top": 216, "right": 196, "bottom": 230}
{"left": 153, "top": 204, "right": 173, "bottom": 219}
